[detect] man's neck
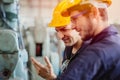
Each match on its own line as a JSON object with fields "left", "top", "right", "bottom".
{"left": 72, "top": 40, "right": 83, "bottom": 54}
{"left": 94, "top": 21, "right": 109, "bottom": 37}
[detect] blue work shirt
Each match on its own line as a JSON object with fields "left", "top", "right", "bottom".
{"left": 57, "top": 26, "right": 120, "bottom": 80}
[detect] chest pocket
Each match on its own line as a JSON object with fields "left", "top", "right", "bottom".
{"left": 0, "top": 29, "right": 19, "bottom": 79}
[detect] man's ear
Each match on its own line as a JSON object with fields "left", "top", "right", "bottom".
{"left": 89, "top": 7, "right": 98, "bottom": 19}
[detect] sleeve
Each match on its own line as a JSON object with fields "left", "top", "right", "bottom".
{"left": 56, "top": 48, "right": 102, "bottom": 80}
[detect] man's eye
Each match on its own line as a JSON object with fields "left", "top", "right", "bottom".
{"left": 71, "top": 18, "right": 77, "bottom": 23}
{"left": 73, "top": 17, "right": 77, "bottom": 21}
{"left": 61, "top": 29, "right": 67, "bottom": 31}
{"left": 61, "top": 29, "right": 71, "bottom": 32}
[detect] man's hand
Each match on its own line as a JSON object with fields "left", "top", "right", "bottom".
{"left": 31, "top": 56, "right": 57, "bottom": 80}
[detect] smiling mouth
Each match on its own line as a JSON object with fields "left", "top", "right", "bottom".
{"left": 63, "top": 39, "right": 70, "bottom": 43}
{"left": 63, "top": 40, "right": 69, "bottom": 43}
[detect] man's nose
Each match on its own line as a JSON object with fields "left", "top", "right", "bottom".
{"left": 57, "top": 31, "right": 64, "bottom": 39}
{"left": 71, "top": 23, "right": 77, "bottom": 30}
{"left": 71, "top": 23, "right": 80, "bottom": 32}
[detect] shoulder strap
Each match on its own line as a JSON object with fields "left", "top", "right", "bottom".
{"left": 0, "top": 1, "right": 14, "bottom": 30}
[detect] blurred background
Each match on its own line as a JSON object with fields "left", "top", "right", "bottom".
{"left": 0, "top": 0, "right": 120, "bottom": 80}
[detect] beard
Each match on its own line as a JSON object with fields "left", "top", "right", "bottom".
{"left": 80, "top": 30, "right": 92, "bottom": 41}
{"left": 63, "top": 38, "right": 75, "bottom": 47}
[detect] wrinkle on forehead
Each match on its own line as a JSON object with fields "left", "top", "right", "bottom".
{"left": 55, "top": 23, "right": 72, "bottom": 31}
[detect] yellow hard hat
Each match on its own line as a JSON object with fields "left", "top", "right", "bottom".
{"left": 48, "top": 12, "right": 70, "bottom": 27}
{"left": 48, "top": 1, "right": 71, "bottom": 27}
{"left": 97, "top": 0, "right": 112, "bottom": 6}
{"left": 57, "top": 0, "right": 112, "bottom": 16}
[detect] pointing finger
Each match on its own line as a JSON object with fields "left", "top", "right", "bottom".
{"left": 31, "top": 57, "right": 43, "bottom": 68}
{"left": 44, "top": 56, "right": 52, "bottom": 68}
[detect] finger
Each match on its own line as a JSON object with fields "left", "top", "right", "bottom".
{"left": 31, "top": 57, "right": 42, "bottom": 72}
{"left": 44, "top": 56, "right": 52, "bottom": 68}
{"left": 34, "top": 65, "right": 41, "bottom": 73}
{"left": 31, "top": 57, "right": 50, "bottom": 77}
{"left": 33, "top": 63, "right": 41, "bottom": 70}
{"left": 31, "top": 57, "right": 43, "bottom": 68}
{"left": 31, "top": 57, "right": 40, "bottom": 66}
